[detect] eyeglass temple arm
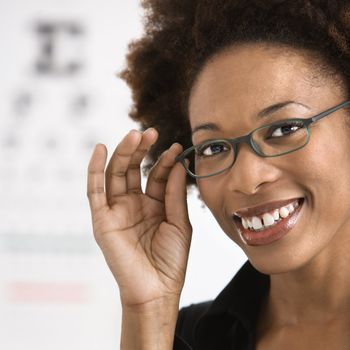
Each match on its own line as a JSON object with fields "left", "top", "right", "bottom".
{"left": 310, "top": 100, "right": 350, "bottom": 123}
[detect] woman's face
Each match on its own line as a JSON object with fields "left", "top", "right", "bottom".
{"left": 188, "top": 43, "right": 350, "bottom": 274}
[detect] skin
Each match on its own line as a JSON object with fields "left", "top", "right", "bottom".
{"left": 188, "top": 43, "right": 350, "bottom": 348}
{"left": 87, "top": 42, "right": 350, "bottom": 349}
{"left": 87, "top": 128, "right": 192, "bottom": 349}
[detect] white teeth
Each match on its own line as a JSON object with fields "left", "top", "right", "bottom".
{"left": 279, "top": 206, "right": 289, "bottom": 218}
{"left": 242, "top": 217, "right": 249, "bottom": 229}
{"left": 238, "top": 199, "right": 302, "bottom": 232}
{"left": 252, "top": 216, "right": 263, "bottom": 230}
{"left": 247, "top": 218, "right": 253, "bottom": 228}
{"left": 262, "top": 213, "right": 275, "bottom": 227}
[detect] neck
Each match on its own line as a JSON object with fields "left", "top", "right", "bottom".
{"left": 263, "top": 231, "right": 350, "bottom": 327}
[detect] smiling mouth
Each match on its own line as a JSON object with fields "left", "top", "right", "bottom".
{"left": 232, "top": 198, "right": 305, "bottom": 246}
{"left": 233, "top": 198, "right": 304, "bottom": 227}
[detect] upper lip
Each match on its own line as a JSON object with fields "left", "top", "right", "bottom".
{"left": 233, "top": 197, "right": 303, "bottom": 218}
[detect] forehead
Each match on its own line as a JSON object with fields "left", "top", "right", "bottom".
{"left": 188, "top": 44, "right": 331, "bottom": 129}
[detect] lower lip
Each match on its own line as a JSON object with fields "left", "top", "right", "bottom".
{"left": 234, "top": 198, "right": 304, "bottom": 246}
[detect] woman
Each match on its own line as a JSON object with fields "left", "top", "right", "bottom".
{"left": 87, "top": 1, "right": 350, "bottom": 348}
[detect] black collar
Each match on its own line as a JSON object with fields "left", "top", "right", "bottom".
{"left": 194, "top": 260, "right": 270, "bottom": 349}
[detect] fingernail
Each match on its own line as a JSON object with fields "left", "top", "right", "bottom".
{"left": 145, "top": 127, "right": 157, "bottom": 134}
{"left": 170, "top": 143, "right": 179, "bottom": 150}
{"left": 128, "top": 129, "right": 142, "bottom": 139}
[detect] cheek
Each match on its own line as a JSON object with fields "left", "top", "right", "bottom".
{"left": 197, "top": 127, "right": 350, "bottom": 237}
{"left": 294, "top": 128, "right": 350, "bottom": 189}
{"left": 288, "top": 127, "right": 350, "bottom": 231}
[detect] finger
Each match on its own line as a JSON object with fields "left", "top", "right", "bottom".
{"left": 105, "top": 130, "right": 142, "bottom": 205}
{"left": 126, "top": 128, "right": 158, "bottom": 194}
{"left": 145, "top": 143, "right": 183, "bottom": 202}
{"left": 165, "top": 159, "right": 191, "bottom": 233}
{"left": 87, "top": 144, "right": 108, "bottom": 213}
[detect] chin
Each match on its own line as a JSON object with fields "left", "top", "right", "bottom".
{"left": 246, "top": 250, "right": 316, "bottom": 276}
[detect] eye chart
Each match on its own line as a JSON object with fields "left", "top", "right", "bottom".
{"left": 0, "top": 1, "right": 245, "bottom": 349}
{"left": 0, "top": 1, "right": 143, "bottom": 349}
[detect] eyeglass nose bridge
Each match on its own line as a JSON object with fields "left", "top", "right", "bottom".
{"left": 227, "top": 131, "right": 267, "bottom": 169}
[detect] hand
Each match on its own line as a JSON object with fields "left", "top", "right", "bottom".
{"left": 87, "top": 128, "right": 192, "bottom": 308}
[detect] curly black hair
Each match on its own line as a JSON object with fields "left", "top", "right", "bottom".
{"left": 118, "top": 0, "right": 350, "bottom": 186}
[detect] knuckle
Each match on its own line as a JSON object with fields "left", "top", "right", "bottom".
{"left": 153, "top": 176, "right": 167, "bottom": 184}
{"left": 88, "top": 169, "right": 101, "bottom": 175}
{"left": 111, "top": 170, "right": 126, "bottom": 178}
{"left": 107, "top": 193, "right": 128, "bottom": 201}
{"left": 134, "top": 147, "right": 148, "bottom": 155}
{"left": 128, "top": 188, "right": 142, "bottom": 194}
{"left": 87, "top": 187, "right": 104, "bottom": 197}
{"left": 115, "top": 148, "right": 130, "bottom": 158}
{"left": 128, "top": 163, "right": 140, "bottom": 170}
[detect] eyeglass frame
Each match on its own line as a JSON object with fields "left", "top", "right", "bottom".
{"left": 175, "top": 99, "right": 350, "bottom": 179}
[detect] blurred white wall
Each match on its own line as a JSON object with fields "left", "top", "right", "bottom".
{"left": 0, "top": 1, "right": 246, "bottom": 349}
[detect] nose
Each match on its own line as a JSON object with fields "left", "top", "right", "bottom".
{"left": 226, "top": 142, "right": 280, "bottom": 195}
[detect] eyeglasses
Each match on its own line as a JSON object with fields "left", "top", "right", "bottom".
{"left": 176, "top": 100, "right": 350, "bottom": 179}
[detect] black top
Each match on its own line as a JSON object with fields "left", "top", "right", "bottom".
{"left": 174, "top": 260, "right": 270, "bottom": 349}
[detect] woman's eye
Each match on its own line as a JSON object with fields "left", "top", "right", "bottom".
{"left": 269, "top": 121, "right": 304, "bottom": 138}
{"left": 197, "top": 142, "right": 229, "bottom": 157}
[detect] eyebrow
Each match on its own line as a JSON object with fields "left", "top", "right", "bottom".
{"left": 191, "top": 100, "right": 310, "bottom": 136}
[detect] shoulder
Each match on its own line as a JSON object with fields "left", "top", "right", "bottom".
{"left": 176, "top": 300, "right": 213, "bottom": 335}
{"left": 175, "top": 300, "right": 213, "bottom": 349}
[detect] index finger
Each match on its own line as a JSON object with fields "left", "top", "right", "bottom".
{"left": 87, "top": 143, "right": 108, "bottom": 213}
